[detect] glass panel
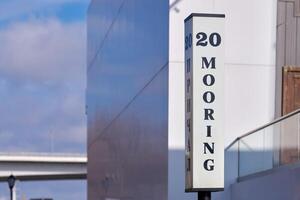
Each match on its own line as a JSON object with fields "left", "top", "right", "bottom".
{"left": 272, "top": 122, "right": 281, "bottom": 167}
{"left": 279, "top": 114, "right": 299, "bottom": 165}
{"left": 225, "top": 141, "right": 239, "bottom": 185}
{"left": 239, "top": 130, "right": 264, "bottom": 176}
{"left": 263, "top": 124, "right": 276, "bottom": 170}
{"left": 237, "top": 112, "right": 300, "bottom": 178}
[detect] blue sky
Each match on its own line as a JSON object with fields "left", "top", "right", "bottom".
{"left": 0, "top": 0, "right": 89, "bottom": 199}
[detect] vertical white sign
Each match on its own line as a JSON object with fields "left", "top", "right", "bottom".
{"left": 185, "top": 13, "right": 225, "bottom": 192}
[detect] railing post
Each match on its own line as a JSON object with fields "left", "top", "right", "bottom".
{"left": 237, "top": 138, "right": 240, "bottom": 178}
{"left": 297, "top": 114, "right": 300, "bottom": 161}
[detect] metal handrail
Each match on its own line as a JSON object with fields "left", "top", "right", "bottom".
{"left": 225, "top": 108, "right": 300, "bottom": 151}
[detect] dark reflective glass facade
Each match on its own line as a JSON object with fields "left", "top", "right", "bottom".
{"left": 87, "top": 0, "right": 169, "bottom": 199}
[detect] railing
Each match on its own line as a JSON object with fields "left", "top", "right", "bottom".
{"left": 226, "top": 109, "right": 300, "bottom": 178}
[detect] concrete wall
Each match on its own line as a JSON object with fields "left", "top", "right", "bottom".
{"left": 168, "top": 0, "right": 277, "bottom": 199}
{"left": 231, "top": 163, "right": 300, "bottom": 200}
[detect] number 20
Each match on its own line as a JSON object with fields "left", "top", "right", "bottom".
{"left": 185, "top": 33, "right": 192, "bottom": 50}
{"left": 196, "top": 32, "right": 221, "bottom": 47}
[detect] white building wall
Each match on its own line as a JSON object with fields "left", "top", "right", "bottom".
{"left": 168, "top": 0, "right": 277, "bottom": 199}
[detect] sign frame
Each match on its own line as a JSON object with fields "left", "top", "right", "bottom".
{"left": 184, "top": 13, "right": 225, "bottom": 193}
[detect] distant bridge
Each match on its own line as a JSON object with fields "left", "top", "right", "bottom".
{"left": 0, "top": 152, "right": 87, "bottom": 181}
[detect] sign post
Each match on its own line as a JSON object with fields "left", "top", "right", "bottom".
{"left": 184, "top": 13, "right": 225, "bottom": 199}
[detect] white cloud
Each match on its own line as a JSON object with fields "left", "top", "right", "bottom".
{"left": 51, "top": 124, "right": 86, "bottom": 144}
{"left": 0, "top": 130, "right": 14, "bottom": 141}
{"left": 0, "top": 1, "right": 87, "bottom": 198}
{"left": 0, "top": 17, "right": 86, "bottom": 153}
{"left": 0, "top": 0, "right": 88, "bottom": 22}
{"left": 0, "top": 196, "right": 7, "bottom": 200}
{"left": 0, "top": 18, "right": 86, "bottom": 84}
